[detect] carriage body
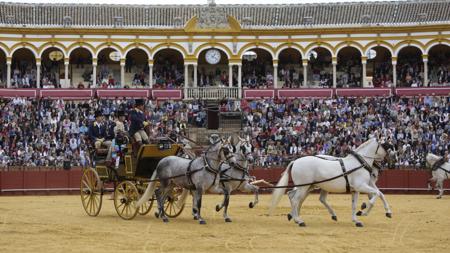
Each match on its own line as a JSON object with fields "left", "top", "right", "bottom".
{"left": 80, "top": 137, "right": 186, "bottom": 220}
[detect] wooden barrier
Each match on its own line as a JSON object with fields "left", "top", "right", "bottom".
{"left": 0, "top": 168, "right": 448, "bottom": 195}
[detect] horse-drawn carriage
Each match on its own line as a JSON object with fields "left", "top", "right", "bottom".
{"left": 80, "top": 137, "right": 187, "bottom": 220}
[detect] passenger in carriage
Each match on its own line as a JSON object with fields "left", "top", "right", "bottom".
{"left": 88, "top": 110, "right": 112, "bottom": 152}
{"left": 107, "top": 110, "right": 129, "bottom": 168}
{"left": 130, "top": 99, "right": 149, "bottom": 147}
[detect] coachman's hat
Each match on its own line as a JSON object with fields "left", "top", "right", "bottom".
{"left": 95, "top": 110, "right": 103, "bottom": 118}
{"left": 135, "top": 99, "right": 145, "bottom": 107}
{"left": 117, "top": 110, "right": 126, "bottom": 117}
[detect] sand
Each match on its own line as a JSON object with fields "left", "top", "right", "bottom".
{"left": 0, "top": 194, "right": 449, "bottom": 253}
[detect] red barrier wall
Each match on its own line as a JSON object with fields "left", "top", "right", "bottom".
{"left": 0, "top": 168, "right": 449, "bottom": 195}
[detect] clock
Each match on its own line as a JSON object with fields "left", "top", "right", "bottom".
{"left": 205, "top": 49, "right": 221, "bottom": 65}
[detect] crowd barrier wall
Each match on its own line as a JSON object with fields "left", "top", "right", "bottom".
{"left": 0, "top": 167, "right": 448, "bottom": 195}
{"left": 1, "top": 87, "right": 450, "bottom": 99}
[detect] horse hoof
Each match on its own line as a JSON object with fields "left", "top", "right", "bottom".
{"left": 249, "top": 202, "right": 254, "bottom": 209}
{"left": 193, "top": 216, "right": 199, "bottom": 220}
{"left": 199, "top": 220, "right": 207, "bottom": 225}
{"left": 331, "top": 215, "right": 337, "bottom": 221}
{"left": 386, "top": 213, "right": 392, "bottom": 218}
{"left": 154, "top": 212, "right": 159, "bottom": 218}
{"left": 355, "top": 222, "right": 364, "bottom": 227}
{"left": 225, "top": 218, "right": 232, "bottom": 223}
{"left": 361, "top": 202, "right": 367, "bottom": 210}
{"left": 436, "top": 196, "right": 442, "bottom": 199}
{"left": 215, "top": 205, "right": 221, "bottom": 212}
{"left": 298, "top": 222, "right": 306, "bottom": 227}
{"left": 356, "top": 211, "right": 362, "bottom": 216}
{"left": 162, "top": 218, "right": 169, "bottom": 223}
{"left": 287, "top": 214, "right": 292, "bottom": 221}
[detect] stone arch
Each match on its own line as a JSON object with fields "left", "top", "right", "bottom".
{"left": 123, "top": 43, "right": 151, "bottom": 60}
{"left": 38, "top": 42, "right": 68, "bottom": 59}
{"left": 335, "top": 41, "right": 365, "bottom": 57}
{"left": 194, "top": 42, "right": 233, "bottom": 59}
{"left": 275, "top": 43, "right": 305, "bottom": 59}
{"left": 394, "top": 40, "right": 425, "bottom": 56}
{"left": 238, "top": 42, "right": 275, "bottom": 60}
{"left": 9, "top": 42, "right": 39, "bottom": 58}
{"left": 67, "top": 42, "right": 96, "bottom": 58}
{"left": 94, "top": 42, "right": 123, "bottom": 58}
{"left": 152, "top": 43, "right": 187, "bottom": 60}
{"left": 364, "top": 41, "right": 394, "bottom": 57}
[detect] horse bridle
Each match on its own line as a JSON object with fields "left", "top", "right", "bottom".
{"left": 358, "top": 142, "right": 388, "bottom": 162}
{"left": 203, "top": 139, "right": 235, "bottom": 175}
{"left": 219, "top": 151, "right": 254, "bottom": 189}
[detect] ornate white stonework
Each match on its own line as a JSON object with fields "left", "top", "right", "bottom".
{"left": 197, "top": 5, "right": 229, "bottom": 29}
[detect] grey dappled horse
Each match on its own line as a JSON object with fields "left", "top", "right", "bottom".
{"left": 136, "top": 137, "right": 235, "bottom": 224}
{"left": 215, "top": 140, "right": 259, "bottom": 222}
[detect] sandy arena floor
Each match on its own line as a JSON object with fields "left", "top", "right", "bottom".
{"left": 0, "top": 194, "right": 449, "bottom": 253}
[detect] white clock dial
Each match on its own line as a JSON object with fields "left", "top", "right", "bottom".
{"left": 205, "top": 49, "right": 221, "bottom": 65}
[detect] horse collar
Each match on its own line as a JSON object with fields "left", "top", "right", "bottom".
{"left": 349, "top": 150, "right": 373, "bottom": 174}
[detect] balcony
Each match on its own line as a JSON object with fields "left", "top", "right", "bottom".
{"left": 185, "top": 87, "right": 240, "bottom": 100}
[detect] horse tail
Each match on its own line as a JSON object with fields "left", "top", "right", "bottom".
{"left": 136, "top": 169, "right": 158, "bottom": 207}
{"left": 268, "top": 161, "right": 294, "bottom": 215}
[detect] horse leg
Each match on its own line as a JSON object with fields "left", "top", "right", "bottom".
{"left": 191, "top": 190, "right": 199, "bottom": 220}
{"left": 378, "top": 191, "right": 393, "bottom": 218}
{"left": 319, "top": 190, "right": 337, "bottom": 221}
{"left": 222, "top": 188, "right": 232, "bottom": 222}
{"left": 428, "top": 177, "right": 436, "bottom": 190}
{"left": 437, "top": 180, "right": 444, "bottom": 199}
{"left": 155, "top": 186, "right": 171, "bottom": 223}
{"left": 194, "top": 187, "right": 206, "bottom": 224}
{"left": 287, "top": 186, "right": 309, "bottom": 227}
{"left": 248, "top": 184, "right": 259, "bottom": 208}
{"left": 241, "top": 183, "right": 259, "bottom": 208}
{"left": 355, "top": 184, "right": 380, "bottom": 217}
{"left": 352, "top": 191, "right": 363, "bottom": 227}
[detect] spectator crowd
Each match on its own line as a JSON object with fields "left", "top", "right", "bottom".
{"left": 0, "top": 98, "right": 207, "bottom": 167}
{"left": 0, "top": 95, "right": 449, "bottom": 169}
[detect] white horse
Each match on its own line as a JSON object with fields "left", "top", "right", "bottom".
{"left": 426, "top": 153, "right": 450, "bottom": 199}
{"left": 269, "top": 138, "right": 392, "bottom": 227}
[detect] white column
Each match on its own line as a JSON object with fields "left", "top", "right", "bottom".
{"left": 120, "top": 62, "right": 125, "bottom": 88}
{"left": 302, "top": 60, "right": 308, "bottom": 87}
{"left": 149, "top": 64, "right": 153, "bottom": 88}
{"left": 64, "top": 60, "right": 69, "bottom": 87}
{"left": 228, "top": 64, "right": 233, "bottom": 87}
{"left": 184, "top": 64, "right": 188, "bottom": 97}
{"left": 362, "top": 61, "right": 367, "bottom": 87}
{"left": 392, "top": 62, "right": 397, "bottom": 88}
{"left": 238, "top": 64, "right": 242, "bottom": 99}
{"left": 92, "top": 62, "right": 97, "bottom": 88}
{"left": 332, "top": 61, "right": 337, "bottom": 88}
{"left": 36, "top": 63, "right": 41, "bottom": 88}
{"left": 423, "top": 55, "right": 428, "bottom": 87}
{"left": 6, "top": 61, "right": 11, "bottom": 88}
{"left": 273, "top": 64, "right": 278, "bottom": 88}
{"left": 193, "top": 64, "right": 198, "bottom": 88}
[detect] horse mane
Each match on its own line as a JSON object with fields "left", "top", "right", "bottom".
{"left": 354, "top": 138, "right": 375, "bottom": 152}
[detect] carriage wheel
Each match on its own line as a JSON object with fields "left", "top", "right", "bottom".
{"left": 114, "top": 181, "right": 139, "bottom": 220}
{"left": 163, "top": 187, "right": 187, "bottom": 218}
{"left": 80, "top": 167, "right": 103, "bottom": 217}
{"left": 138, "top": 198, "right": 155, "bottom": 215}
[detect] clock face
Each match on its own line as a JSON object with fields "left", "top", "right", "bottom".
{"left": 205, "top": 49, "right": 221, "bottom": 65}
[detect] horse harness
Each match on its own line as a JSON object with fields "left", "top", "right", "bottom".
{"left": 432, "top": 158, "right": 450, "bottom": 179}
{"left": 184, "top": 143, "right": 232, "bottom": 191}
{"left": 219, "top": 159, "right": 250, "bottom": 190}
